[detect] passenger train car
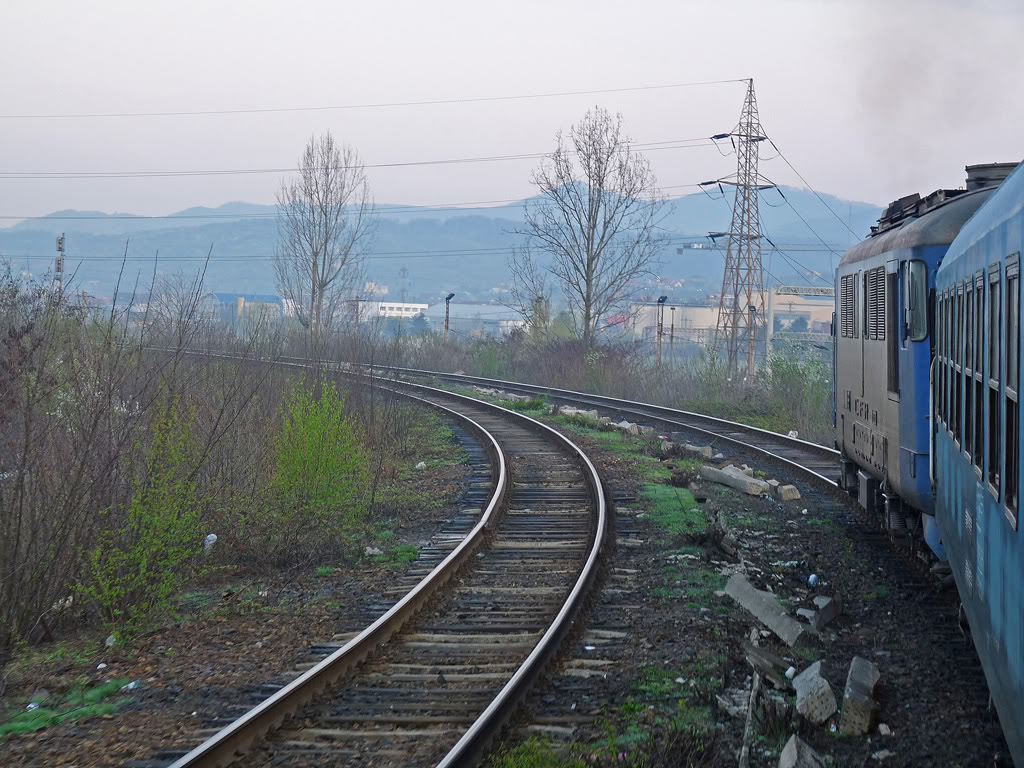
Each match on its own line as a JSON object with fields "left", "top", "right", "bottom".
{"left": 834, "top": 163, "right": 1016, "bottom": 558}
{"left": 933, "top": 160, "right": 1024, "bottom": 763}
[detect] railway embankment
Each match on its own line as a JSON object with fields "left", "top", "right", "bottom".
{"left": 445, "top": 387, "right": 1009, "bottom": 768}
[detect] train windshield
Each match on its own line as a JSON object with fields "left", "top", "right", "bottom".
{"left": 905, "top": 260, "right": 928, "bottom": 341}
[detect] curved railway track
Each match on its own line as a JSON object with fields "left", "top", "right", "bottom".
{"left": 371, "top": 365, "right": 841, "bottom": 485}
{"left": 154, "top": 374, "right": 607, "bottom": 768}
{"left": 373, "top": 366, "right": 1013, "bottom": 761}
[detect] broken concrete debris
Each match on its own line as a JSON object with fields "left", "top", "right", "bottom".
{"left": 682, "top": 442, "right": 713, "bottom": 459}
{"left": 839, "top": 655, "right": 881, "bottom": 734}
{"left": 778, "top": 735, "right": 825, "bottom": 768}
{"left": 700, "top": 465, "right": 770, "bottom": 496}
{"left": 878, "top": 723, "right": 892, "bottom": 736}
{"left": 778, "top": 484, "right": 801, "bottom": 501}
{"left": 725, "top": 574, "right": 806, "bottom": 647}
{"left": 792, "top": 661, "right": 837, "bottom": 724}
{"left": 811, "top": 595, "right": 842, "bottom": 631}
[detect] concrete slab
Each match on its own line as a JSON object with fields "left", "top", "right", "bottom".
{"left": 778, "top": 735, "right": 826, "bottom": 768}
{"left": 701, "top": 466, "right": 770, "bottom": 496}
{"left": 682, "top": 442, "right": 713, "bottom": 459}
{"left": 792, "top": 661, "right": 837, "bottom": 724}
{"left": 725, "top": 574, "right": 807, "bottom": 647}
{"left": 839, "top": 656, "right": 880, "bottom": 734}
{"left": 812, "top": 596, "right": 842, "bottom": 631}
{"left": 779, "top": 484, "right": 802, "bottom": 501}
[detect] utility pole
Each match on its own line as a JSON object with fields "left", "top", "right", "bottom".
{"left": 669, "top": 306, "right": 675, "bottom": 356}
{"left": 704, "top": 79, "right": 774, "bottom": 380}
{"left": 656, "top": 296, "right": 667, "bottom": 366}
{"left": 55, "top": 233, "right": 65, "bottom": 296}
{"left": 444, "top": 292, "right": 455, "bottom": 344}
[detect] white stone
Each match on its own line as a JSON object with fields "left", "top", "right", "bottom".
{"left": 415, "top": 461, "right": 427, "bottom": 470}
{"left": 792, "top": 661, "right": 837, "bottom": 724}
{"left": 778, "top": 735, "right": 825, "bottom": 768}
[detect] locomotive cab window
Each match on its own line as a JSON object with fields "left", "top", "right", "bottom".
{"left": 905, "top": 260, "right": 928, "bottom": 341}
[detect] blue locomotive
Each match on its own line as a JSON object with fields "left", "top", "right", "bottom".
{"left": 934, "top": 160, "right": 1024, "bottom": 763}
{"left": 834, "top": 160, "right": 1023, "bottom": 763}
{"left": 834, "top": 163, "right": 1015, "bottom": 552}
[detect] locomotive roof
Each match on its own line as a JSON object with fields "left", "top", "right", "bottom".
{"left": 939, "top": 161, "right": 1024, "bottom": 269}
{"left": 839, "top": 186, "right": 995, "bottom": 266}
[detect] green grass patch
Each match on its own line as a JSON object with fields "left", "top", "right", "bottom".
{"left": 860, "top": 585, "right": 891, "bottom": 600}
{"left": 375, "top": 543, "right": 420, "bottom": 567}
{"left": 640, "top": 484, "right": 704, "bottom": 535}
{"left": 315, "top": 566, "right": 334, "bottom": 578}
{"left": 486, "top": 736, "right": 585, "bottom": 768}
{"left": 0, "top": 679, "right": 131, "bottom": 740}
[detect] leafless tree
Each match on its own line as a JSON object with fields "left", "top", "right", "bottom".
{"left": 274, "top": 132, "right": 375, "bottom": 350}
{"left": 508, "top": 107, "right": 667, "bottom": 348}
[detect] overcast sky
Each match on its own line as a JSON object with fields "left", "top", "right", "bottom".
{"left": 3, "top": 0, "right": 1022, "bottom": 220}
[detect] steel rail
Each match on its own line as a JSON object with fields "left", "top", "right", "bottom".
{"left": 355, "top": 364, "right": 840, "bottom": 485}
{"left": 153, "top": 354, "right": 608, "bottom": 768}
{"left": 166, "top": 385, "right": 507, "bottom": 768}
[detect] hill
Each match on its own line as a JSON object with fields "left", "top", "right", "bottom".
{"left": 0, "top": 188, "right": 882, "bottom": 301}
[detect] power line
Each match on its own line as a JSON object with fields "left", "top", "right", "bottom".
{"left": 0, "top": 138, "right": 715, "bottom": 180}
{"left": 0, "top": 79, "right": 748, "bottom": 120}
{"left": 765, "top": 138, "right": 860, "bottom": 239}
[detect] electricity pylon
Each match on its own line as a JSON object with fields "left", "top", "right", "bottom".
{"left": 706, "top": 79, "right": 774, "bottom": 380}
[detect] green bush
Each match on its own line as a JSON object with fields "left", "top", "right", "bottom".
{"left": 243, "top": 378, "right": 369, "bottom": 565}
{"left": 78, "top": 396, "right": 202, "bottom": 638}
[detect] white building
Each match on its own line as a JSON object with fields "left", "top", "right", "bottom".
{"left": 363, "top": 301, "right": 429, "bottom": 320}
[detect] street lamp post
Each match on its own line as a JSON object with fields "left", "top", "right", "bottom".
{"left": 444, "top": 293, "right": 455, "bottom": 344}
{"left": 656, "top": 296, "right": 668, "bottom": 366}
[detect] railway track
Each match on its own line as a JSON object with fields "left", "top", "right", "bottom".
{"left": 148, "top": 375, "right": 607, "bottom": 768}
{"left": 372, "top": 365, "right": 840, "bottom": 485}
{"left": 374, "top": 366, "right": 1008, "bottom": 761}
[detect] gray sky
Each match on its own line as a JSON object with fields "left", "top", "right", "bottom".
{"left": 3, "top": 0, "right": 1022, "bottom": 219}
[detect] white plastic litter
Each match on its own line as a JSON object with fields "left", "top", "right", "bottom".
{"left": 808, "top": 574, "right": 819, "bottom": 587}
{"left": 121, "top": 680, "right": 141, "bottom": 691}
{"left": 97, "top": 663, "right": 108, "bottom": 670}
{"left": 785, "top": 666, "right": 796, "bottom": 679}
{"left": 203, "top": 533, "right": 218, "bottom": 553}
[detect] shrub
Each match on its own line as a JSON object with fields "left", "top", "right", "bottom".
{"left": 78, "top": 395, "right": 203, "bottom": 638}
{"left": 242, "top": 378, "right": 369, "bottom": 566}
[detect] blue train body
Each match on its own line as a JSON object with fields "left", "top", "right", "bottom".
{"left": 834, "top": 161, "right": 1024, "bottom": 763}
{"left": 834, "top": 172, "right": 1001, "bottom": 543}
{"left": 934, "top": 160, "right": 1024, "bottom": 763}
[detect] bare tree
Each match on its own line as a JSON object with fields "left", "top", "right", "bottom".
{"left": 509, "top": 107, "right": 667, "bottom": 348}
{"left": 274, "top": 132, "right": 375, "bottom": 349}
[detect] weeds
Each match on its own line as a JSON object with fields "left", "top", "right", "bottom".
{"left": 0, "top": 679, "right": 130, "bottom": 740}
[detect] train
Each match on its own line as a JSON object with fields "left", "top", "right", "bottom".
{"left": 834, "top": 160, "right": 1023, "bottom": 762}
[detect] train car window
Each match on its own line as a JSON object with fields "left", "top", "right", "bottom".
{"left": 1007, "top": 256, "right": 1020, "bottom": 528}
{"left": 975, "top": 276, "right": 985, "bottom": 473}
{"left": 966, "top": 285, "right": 975, "bottom": 460}
{"left": 937, "top": 293, "right": 944, "bottom": 425}
{"left": 955, "top": 286, "right": 964, "bottom": 447}
{"left": 989, "top": 267, "right": 1002, "bottom": 498}
{"left": 905, "top": 261, "right": 928, "bottom": 341}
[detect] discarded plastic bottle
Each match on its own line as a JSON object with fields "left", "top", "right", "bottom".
{"left": 808, "top": 573, "right": 819, "bottom": 588}
{"left": 203, "top": 533, "right": 218, "bottom": 554}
